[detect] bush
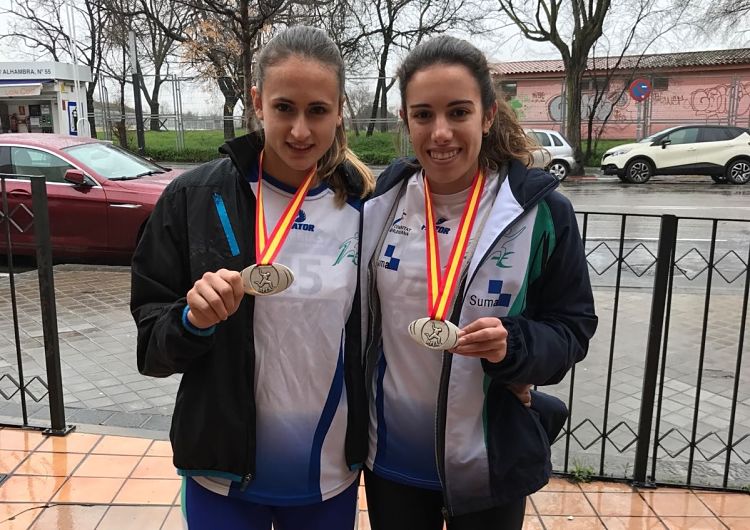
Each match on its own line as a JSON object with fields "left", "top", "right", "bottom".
{"left": 103, "top": 129, "right": 404, "bottom": 165}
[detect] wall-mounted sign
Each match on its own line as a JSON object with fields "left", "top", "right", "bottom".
{"left": 68, "top": 101, "right": 78, "bottom": 136}
{"left": 629, "top": 79, "right": 652, "bottom": 102}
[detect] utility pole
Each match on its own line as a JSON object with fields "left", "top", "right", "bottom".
{"left": 129, "top": 31, "right": 146, "bottom": 155}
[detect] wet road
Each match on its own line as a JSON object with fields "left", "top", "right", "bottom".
{"left": 558, "top": 175, "right": 750, "bottom": 293}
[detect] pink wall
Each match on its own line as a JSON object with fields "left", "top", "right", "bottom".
{"left": 507, "top": 69, "right": 750, "bottom": 140}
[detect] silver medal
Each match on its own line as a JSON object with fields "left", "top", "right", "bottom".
{"left": 408, "top": 317, "right": 460, "bottom": 350}
{"left": 241, "top": 263, "right": 294, "bottom": 296}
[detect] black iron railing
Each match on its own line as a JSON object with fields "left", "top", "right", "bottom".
{"left": 551, "top": 211, "right": 749, "bottom": 492}
{"left": 0, "top": 174, "right": 73, "bottom": 436}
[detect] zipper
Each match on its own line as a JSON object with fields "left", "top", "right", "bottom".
{"left": 434, "top": 179, "right": 557, "bottom": 515}
{"left": 435, "top": 347, "right": 454, "bottom": 520}
{"left": 239, "top": 473, "right": 254, "bottom": 491}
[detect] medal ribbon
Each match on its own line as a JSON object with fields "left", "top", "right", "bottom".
{"left": 423, "top": 168, "right": 485, "bottom": 320}
{"left": 255, "top": 150, "right": 316, "bottom": 265}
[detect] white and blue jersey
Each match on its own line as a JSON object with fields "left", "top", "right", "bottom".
{"left": 367, "top": 171, "right": 499, "bottom": 490}
{"left": 194, "top": 167, "right": 361, "bottom": 505}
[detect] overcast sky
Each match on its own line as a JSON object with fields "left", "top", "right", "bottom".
{"left": 0, "top": 0, "right": 745, "bottom": 115}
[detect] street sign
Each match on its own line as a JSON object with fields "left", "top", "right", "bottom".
{"left": 629, "top": 79, "right": 652, "bottom": 102}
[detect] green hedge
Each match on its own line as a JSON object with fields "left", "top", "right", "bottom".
{"left": 103, "top": 130, "right": 401, "bottom": 165}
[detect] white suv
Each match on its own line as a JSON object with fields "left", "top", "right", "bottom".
{"left": 601, "top": 125, "right": 750, "bottom": 184}
{"left": 526, "top": 129, "right": 582, "bottom": 181}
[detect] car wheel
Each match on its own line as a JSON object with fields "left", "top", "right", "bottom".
{"left": 711, "top": 175, "right": 728, "bottom": 184}
{"left": 547, "top": 160, "right": 570, "bottom": 181}
{"left": 726, "top": 159, "right": 750, "bottom": 185}
{"left": 624, "top": 159, "right": 653, "bottom": 184}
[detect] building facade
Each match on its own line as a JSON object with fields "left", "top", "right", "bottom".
{"left": 493, "top": 49, "right": 750, "bottom": 140}
{"left": 0, "top": 62, "right": 92, "bottom": 137}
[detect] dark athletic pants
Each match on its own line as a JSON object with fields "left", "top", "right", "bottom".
{"left": 364, "top": 468, "right": 525, "bottom": 530}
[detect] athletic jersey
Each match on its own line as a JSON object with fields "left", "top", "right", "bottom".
{"left": 367, "top": 170, "right": 500, "bottom": 489}
{"left": 194, "top": 165, "right": 361, "bottom": 505}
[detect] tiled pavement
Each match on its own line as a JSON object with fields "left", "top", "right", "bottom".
{"left": 0, "top": 427, "right": 748, "bottom": 529}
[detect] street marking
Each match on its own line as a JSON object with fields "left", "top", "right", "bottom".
{"left": 586, "top": 237, "right": 727, "bottom": 242}
{"left": 578, "top": 205, "right": 750, "bottom": 210}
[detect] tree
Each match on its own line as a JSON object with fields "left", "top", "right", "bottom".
{"left": 347, "top": 0, "right": 484, "bottom": 136}
{"left": 132, "top": 1, "right": 185, "bottom": 131}
{"left": 0, "top": 0, "right": 110, "bottom": 137}
{"left": 181, "top": 17, "right": 245, "bottom": 139}
{"left": 498, "top": 0, "right": 611, "bottom": 172}
{"left": 579, "top": 0, "right": 693, "bottom": 163}
{"left": 131, "top": 0, "right": 287, "bottom": 135}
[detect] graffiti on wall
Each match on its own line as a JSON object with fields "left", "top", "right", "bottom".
{"left": 690, "top": 82, "right": 750, "bottom": 119}
{"left": 548, "top": 92, "right": 630, "bottom": 122}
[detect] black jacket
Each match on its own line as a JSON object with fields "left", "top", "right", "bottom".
{"left": 130, "top": 133, "right": 368, "bottom": 487}
{"left": 361, "top": 159, "right": 598, "bottom": 515}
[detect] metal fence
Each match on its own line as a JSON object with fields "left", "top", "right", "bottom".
{"left": 0, "top": 172, "right": 748, "bottom": 490}
{"left": 549, "top": 212, "right": 749, "bottom": 490}
{"left": 0, "top": 175, "right": 72, "bottom": 436}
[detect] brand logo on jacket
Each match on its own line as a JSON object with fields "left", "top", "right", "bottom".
{"left": 377, "top": 244, "right": 400, "bottom": 271}
{"left": 333, "top": 235, "right": 359, "bottom": 266}
{"left": 389, "top": 209, "right": 411, "bottom": 236}
{"left": 292, "top": 210, "right": 315, "bottom": 232}
{"left": 469, "top": 279, "right": 512, "bottom": 307}
{"left": 489, "top": 226, "right": 526, "bottom": 269}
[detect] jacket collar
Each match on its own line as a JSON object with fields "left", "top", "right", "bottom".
{"left": 365, "top": 157, "right": 560, "bottom": 280}
{"left": 219, "top": 131, "right": 367, "bottom": 200}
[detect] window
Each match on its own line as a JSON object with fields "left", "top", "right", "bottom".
{"left": 0, "top": 147, "right": 10, "bottom": 174}
{"left": 653, "top": 77, "right": 669, "bottom": 90}
{"left": 728, "top": 127, "right": 749, "bottom": 139}
{"left": 531, "top": 131, "right": 551, "bottom": 147}
{"left": 65, "top": 142, "right": 161, "bottom": 180}
{"left": 551, "top": 134, "right": 564, "bottom": 146}
{"left": 500, "top": 81, "right": 517, "bottom": 97}
{"left": 10, "top": 147, "right": 73, "bottom": 183}
{"left": 665, "top": 128, "right": 699, "bottom": 145}
{"left": 584, "top": 77, "right": 608, "bottom": 92}
{"left": 699, "top": 127, "right": 731, "bottom": 143}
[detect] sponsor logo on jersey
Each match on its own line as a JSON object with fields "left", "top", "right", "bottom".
{"left": 421, "top": 217, "right": 451, "bottom": 235}
{"left": 292, "top": 210, "right": 315, "bottom": 232}
{"left": 333, "top": 235, "right": 359, "bottom": 266}
{"left": 377, "top": 244, "right": 400, "bottom": 271}
{"left": 389, "top": 209, "right": 411, "bottom": 236}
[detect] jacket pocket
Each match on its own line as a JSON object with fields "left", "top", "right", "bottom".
{"left": 485, "top": 384, "right": 551, "bottom": 501}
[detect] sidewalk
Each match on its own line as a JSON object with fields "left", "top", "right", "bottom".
{"left": 0, "top": 426, "right": 748, "bottom": 529}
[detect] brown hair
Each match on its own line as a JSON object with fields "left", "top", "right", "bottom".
{"left": 255, "top": 26, "right": 374, "bottom": 202}
{"left": 396, "top": 35, "right": 535, "bottom": 170}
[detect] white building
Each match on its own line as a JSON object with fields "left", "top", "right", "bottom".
{"left": 0, "top": 62, "right": 92, "bottom": 136}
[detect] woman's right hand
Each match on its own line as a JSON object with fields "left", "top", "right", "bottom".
{"left": 186, "top": 269, "right": 245, "bottom": 329}
{"left": 508, "top": 383, "right": 532, "bottom": 408}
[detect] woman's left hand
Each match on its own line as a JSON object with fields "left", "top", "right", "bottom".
{"left": 451, "top": 317, "right": 508, "bottom": 364}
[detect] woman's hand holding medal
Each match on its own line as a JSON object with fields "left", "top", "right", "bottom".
{"left": 186, "top": 269, "right": 245, "bottom": 329}
{"left": 450, "top": 317, "right": 508, "bottom": 364}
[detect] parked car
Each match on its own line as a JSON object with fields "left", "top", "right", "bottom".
{"left": 600, "top": 125, "right": 750, "bottom": 184}
{"left": 0, "top": 133, "right": 184, "bottom": 262}
{"left": 526, "top": 129, "right": 582, "bottom": 181}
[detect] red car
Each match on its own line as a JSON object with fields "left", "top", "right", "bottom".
{"left": 0, "top": 134, "right": 184, "bottom": 262}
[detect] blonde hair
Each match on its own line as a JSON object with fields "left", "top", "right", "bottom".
{"left": 256, "top": 25, "right": 374, "bottom": 203}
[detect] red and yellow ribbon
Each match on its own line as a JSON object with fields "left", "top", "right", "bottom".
{"left": 423, "top": 168, "right": 485, "bottom": 320}
{"left": 255, "top": 150, "right": 316, "bottom": 265}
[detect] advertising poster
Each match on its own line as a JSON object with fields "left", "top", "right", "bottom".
{"left": 68, "top": 101, "right": 78, "bottom": 136}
